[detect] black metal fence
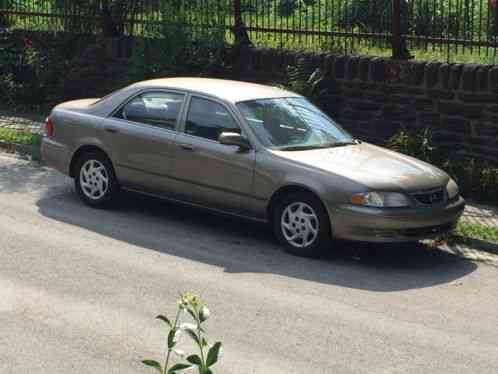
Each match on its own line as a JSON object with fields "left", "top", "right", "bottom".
{"left": 1, "top": 0, "right": 498, "bottom": 63}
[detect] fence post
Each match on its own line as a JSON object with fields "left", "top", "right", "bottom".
{"left": 391, "top": 0, "right": 411, "bottom": 59}
{"left": 233, "top": 0, "right": 251, "bottom": 47}
{"left": 0, "top": 0, "right": 8, "bottom": 27}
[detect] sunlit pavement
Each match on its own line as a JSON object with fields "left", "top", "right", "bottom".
{"left": 1, "top": 152, "right": 498, "bottom": 374}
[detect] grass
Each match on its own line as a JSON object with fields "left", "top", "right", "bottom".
{"left": 6, "top": 14, "right": 498, "bottom": 65}
{"left": 454, "top": 222, "right": 498, "bottom": 242}
{"left": 0, "top": 128, "right": 40, "bottom": 146}
{"left": 249, "top": 33, "right": 498, "bottom": 65}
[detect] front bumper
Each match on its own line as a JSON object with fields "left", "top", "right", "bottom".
{"left": 331, "top": 196, "right": 466, "bottom": 242}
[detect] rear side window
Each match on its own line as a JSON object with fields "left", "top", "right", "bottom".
{"left": 185, "top": 97, "right": 240, "bottom": 141}
{"left": 115, "top": 91, "right": 184, "bottom": 130}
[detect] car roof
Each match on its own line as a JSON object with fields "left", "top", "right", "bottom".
{"left": 131, "top": 77, "right": 301, "bottom": 103}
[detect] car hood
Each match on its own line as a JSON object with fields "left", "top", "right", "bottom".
{"left": 271, "top": 142, "right": 449, "bottom": 192}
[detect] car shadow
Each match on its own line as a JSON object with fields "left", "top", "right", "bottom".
{"left": 36, "top": 188, "right": 478, "bottom": 292}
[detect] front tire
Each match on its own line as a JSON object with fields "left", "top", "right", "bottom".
{"left": 74, "top": 151, "right": 119, "bottom": 208}
{"left": 273, "top": 192, "right": 331, "bottom": 257}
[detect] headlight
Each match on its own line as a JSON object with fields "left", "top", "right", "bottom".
{"left": 446, "top": 178, "right": 459, "bottom": 200}
{"left": 351, "top": 192, "right": 411, "bottom": 207}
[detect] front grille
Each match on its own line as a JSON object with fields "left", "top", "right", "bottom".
{"left": 360, "top": 222, "right": 455, "bottom": 239}
{"left": 411, "top": 187, "right": 445, "bottom": 205}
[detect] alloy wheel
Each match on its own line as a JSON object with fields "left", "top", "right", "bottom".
{"left": 79, "top": 159, "right": 109, "bottom": 200}
{"left": 281, "top": 202, "right": 319, "bottom": 248}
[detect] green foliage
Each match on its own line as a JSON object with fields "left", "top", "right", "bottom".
{"left": 284, "top": 59, "right": 327, "bottom": 104}
{"left": 339, "top": 0, "right": 395, "bottom": 33}
{"left": 443, "top": 158, "right": 498, "bottom": 204}
{"left": 339, "top": 0, "right": 495, "bottom": 39}
{"left": 0, "top": 31, "right": 46, "bottom": 107}
{"left": 454, "top": 222, "right": 498, "bottom": 242}
{"left": 143, "top": 293, "right": 223, "bottom": 374}
{"left": 0, "top": 128, "right": 39, "bottom": 146}
{"left": 0, "top": 30, "right": 93, "bottom": 109}
{"left": 128, "top": 15, "right": 227, "bottom": 82}
{"left": 386, "top": 127, "right": 498, "bottom": 204}
{"left": 277, "top": 0, "right": 316, "bottom": 17}
{"left": 3, "top": 0, "right": 498, "bottom": 64}
{"left": 386, "top": 127, "right": 436, "bottom": 164}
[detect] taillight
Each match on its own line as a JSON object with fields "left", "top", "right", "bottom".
{"left": 44, "top": 117, "right": 54, "bottom": 137}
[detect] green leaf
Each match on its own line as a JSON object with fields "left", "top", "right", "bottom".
{"left": 156, "top": 314, "right": 172, "bottom": 328}
{"left": 142, "top": 359, "right": 162, "bottom": 373}
{"left": 206, "top": 342, "right": 222, "bottom": 367}
{"left": 168, "top": 363, "right": 192, "bottom": 373}
{"left": 186, "top": 307, "right": 199, "bottom": 322}
{"left": 168, "top": 328, "right": 178, "bottom": 348}
{"left": 201, "top": 337, "right": 209, "bottom": 348}
{"left": 186, "top": 354, "right": 203, "bottom": 366}
{"left": 181, "top": 326, "right": 200, "bottom": 345}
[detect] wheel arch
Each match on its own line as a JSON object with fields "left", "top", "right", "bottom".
{"left": 69, "top": 145, "right": 114, "bottom": 178}
{"left": 266, "top": 184, "right": 331, "bottom": 225}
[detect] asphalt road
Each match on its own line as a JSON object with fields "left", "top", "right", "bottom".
{"left": 1, "top": 152, "right": 498, "bottom": 374}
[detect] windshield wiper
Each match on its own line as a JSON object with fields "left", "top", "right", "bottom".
{"left": 277, "top": 139, "right": 361, "bottom": 151}
{"left": 277, "top": 144, "right": 330, "bottom": 151}
{"left": 326, "top": 139, "right": 362, "bottom": 147}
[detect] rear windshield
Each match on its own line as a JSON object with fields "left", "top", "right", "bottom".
{"left": 91, "top": 88, "right": 125, "bottom": 105}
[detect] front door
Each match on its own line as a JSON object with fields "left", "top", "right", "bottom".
{"left": 171, "top": 96, "right": 258, "bottom": 216}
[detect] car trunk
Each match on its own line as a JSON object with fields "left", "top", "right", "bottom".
{"left": 55, "top": 99, "right": 100, "bottom": 114}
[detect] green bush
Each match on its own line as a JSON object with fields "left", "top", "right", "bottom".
{"left": 386, "top": 127, "right": 498, "bottom": 204}
{"left": 0, "top": 30, "right": 94, "bottom": 109}
{"left": 455, "top": 221, "right": 498, "bottom": 242}
{"left": 386, "top": 127, "right": 437, "bottom": 164}
{"left": 127, "top": 17, "right": 227, "bottom": 82}
{"left": 284, "top": 58, "right": 327, "bottom": 104}
{"left": 0, "top": 31, "right": 47, "bottom": 107}
{"left": 0, "top": 128, "right": 39, "bottom": 146}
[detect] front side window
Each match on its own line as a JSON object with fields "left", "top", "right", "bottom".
{"left": 185, "top": 97, "right": 240, "bottom": 141}
{"left": 237, "top": 97, "right": 353, "bottom": 150}
{"left": 116, "top": 91, "right": 184, "bottom": 130}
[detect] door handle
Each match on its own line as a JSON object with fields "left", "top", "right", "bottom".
{"left": 179, "top": 143, "right": 194, "bottom": 151}
{"left": 105, "top": 127, "right": 118, "bottom": 133}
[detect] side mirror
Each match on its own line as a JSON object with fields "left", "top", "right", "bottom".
{"left": 218, "top": 131, "right": 251, "bottom": 150}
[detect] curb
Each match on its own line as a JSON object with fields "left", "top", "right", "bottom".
{"left": 451, "top": 235, "right": 498, "bottom": 255}
{"left": 0, "top": 137, "right": 42, "bottom": 161}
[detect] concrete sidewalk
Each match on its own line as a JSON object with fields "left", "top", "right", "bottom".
{"left": 0, "top": 112, "right": 44, "bottom": 134}
{"left": 462, "top": 204, "right": 498, "bottom": 228}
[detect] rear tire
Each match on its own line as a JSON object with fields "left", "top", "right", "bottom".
{"left": 74, "top": 151, "right": 119, "bottom": 208}
{"left": 273, "top": 192, "right": 331, "bottom": 257}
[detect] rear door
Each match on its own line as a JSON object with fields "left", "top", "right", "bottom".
{"left": 102, "top": 90, "right": 186, "bottom": 194}
{"left": 171, "top": 95, "right": 259, "bottom": 216}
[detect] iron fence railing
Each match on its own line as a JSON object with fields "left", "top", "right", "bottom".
{"left": 1, "top": 0, "right": 498, "bottom": 63}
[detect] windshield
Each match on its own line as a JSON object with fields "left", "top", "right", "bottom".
{"left": 237, "top": 97, "right": 354, "bottom": 150}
